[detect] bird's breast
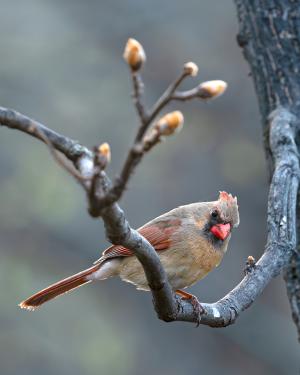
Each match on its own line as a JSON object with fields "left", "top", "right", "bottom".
{"left": 118, "top": 230, "right": 225, "bottom": 291}
{"left": 159, "top": 234, "right": 224, "bottom": 289}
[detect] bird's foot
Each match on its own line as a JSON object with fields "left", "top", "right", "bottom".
{"left": 175, "top": 290, "right": 204, "bottom": 326}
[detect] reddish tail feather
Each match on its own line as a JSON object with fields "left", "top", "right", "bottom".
{"left": 19, "top": 264, "right": 100, "bottom": 311}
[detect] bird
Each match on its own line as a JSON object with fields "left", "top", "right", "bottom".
{"left": 19, "top": 191, "right": 239, "bottom": 312}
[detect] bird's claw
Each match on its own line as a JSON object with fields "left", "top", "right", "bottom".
{"left": 189, "top": 295, "right": 205, "bottom": 326}
{"left": 176, "top": 290, "right": 204, "bottom": 326}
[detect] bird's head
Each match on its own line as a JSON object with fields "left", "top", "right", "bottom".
{"left": 206, "top": 191, "right": 239, "bottom": 242}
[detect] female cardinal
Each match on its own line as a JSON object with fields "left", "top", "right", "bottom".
{"left": 19, "top": 191, "right": 239, "bottom": 311}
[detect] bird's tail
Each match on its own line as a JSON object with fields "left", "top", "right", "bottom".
{"left": 19, "top": 264, "right": 101, "bottom": 311}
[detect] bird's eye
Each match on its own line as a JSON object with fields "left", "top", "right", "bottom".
{"left": 211, "top": 210, "right": 219, "bottom": 218}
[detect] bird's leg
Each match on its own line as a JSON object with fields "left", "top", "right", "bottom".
{"left": 175, "top": 290, "right": 204, "bottom": 325}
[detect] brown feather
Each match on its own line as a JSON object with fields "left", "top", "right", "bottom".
{"left": 98, "top": 218, "right": 181, "bottom": 262}
{"left": 19, "top": 264, "right": 100, "bottom": 311}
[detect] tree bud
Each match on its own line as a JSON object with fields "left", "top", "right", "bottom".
{"left": 183, "top": 62, "right": 199, "bottom": 77}
{"left": 247, "top": 255, "right": 256, "bottom": 265}
{"left": 198, "top": 80, "right": 227, "bottom": 99}
{"left": 155, "top": 111, "right": 184, "bottom": 136}
{"left": 98, "top": 142, "right": 111, "bottom": 163}
{"left": 123, "top": 38, "right": 146, "bottom": 71}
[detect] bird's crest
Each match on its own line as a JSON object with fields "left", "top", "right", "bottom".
{"left": 219, "top": 191, "right": 237, "bottom": 204}
{"left": 217, "top": 191, "right": 239, "bottom": 227}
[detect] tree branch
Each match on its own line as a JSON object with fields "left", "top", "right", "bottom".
{"left": 0, "top": 107, "right": 90, "bottom": 162}
{"left": 145, "top": 71, "right": 189, "bottom": 129}
{"left": 131, "top": 71, "right": 148, "bottom": 130}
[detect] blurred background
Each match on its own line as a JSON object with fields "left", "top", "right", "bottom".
{"left": 0, "top": 1, "right": 298, "bottom": 374}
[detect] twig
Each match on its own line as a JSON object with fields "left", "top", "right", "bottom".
{"left": 32, "top": 125, "right": 89, "bottom": 188}
{"left": 172, "top": 81, "right": 227, "bottom": 101}
{"left": 145, "top": 71, "right": 189, "bottom": 131}
{"left": 105, "top": 70, "right": 191, "bottom": 206}
{"left": 142, "top": 129, "right": 161, "bottom": 152}
{"left": 0, "top": 107, "right": 90, "bottom": 162}
{"left": 109, "top": 74, "right": 227, "bottom": 207}
{"left": 132, "top": 71, "right": 147, "bottom": 126}
{"left": 171, "top": 87, "right": 200, "bottom": 101}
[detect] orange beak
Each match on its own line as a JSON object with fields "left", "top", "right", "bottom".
{"left": 210, "top": 223, "right": 231, "bottom": 240}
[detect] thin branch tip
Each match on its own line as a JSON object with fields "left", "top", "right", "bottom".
{"left": 183, "top": 61, "right": 199, "bottom": 77}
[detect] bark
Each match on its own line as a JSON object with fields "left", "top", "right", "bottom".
{"left": 234, "top": 0, "right": 300, "bottom": 339}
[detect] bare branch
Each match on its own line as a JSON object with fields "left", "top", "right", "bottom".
{"left": 32, "top": 125, "right": 89, "bottom": 187}
{"left": 145, "top": 70, "right": 189, "bottom": 129}
{"left": 111, "top": 44, "right": 228, "bottom": 212}
{"left": 103, "top": 68, "right": 205, "bottom": 206}
{"left": 142, "top": 129, "right": 161, "bottom": 152}
{"left": 131, "top": 71, "right": 147, "bottom": 127}
{"left": 0, "top": 107, "right": 90, "bottom": 163}
{"left": 172, "top": 80, "right": 228, "bottom": 101}
{"left": 109, "top": 64, "right": 228, "bottom": 209}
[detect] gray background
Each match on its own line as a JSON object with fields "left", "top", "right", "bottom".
{"left": 0, "top": 1, "right": 298, "bottom": 374}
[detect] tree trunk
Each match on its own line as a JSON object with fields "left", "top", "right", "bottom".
{"left": 234, "top": 0, "right": 300, "bottom": 339}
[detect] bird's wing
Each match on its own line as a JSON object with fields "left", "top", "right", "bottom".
{"left": 94, "top": 218, "right": 181, "bottom": 264}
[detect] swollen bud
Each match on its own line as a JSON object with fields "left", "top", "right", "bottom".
{"left": 98, "top": 142, "right": 111, "bottom": 164}
{"left": 247, "top": 255, "right": 256, "bottom": 266}
{"left": 183, "top": 62, "right": 199, "bottom": 77}
{"left": 123, "top": 38, "right": 146, "bottom": 71}
{"left": 244, "top": 255, "right": 256, "bottom": 275}
{"left": 198, "top": 80, "right": 227, "bottom": 99}
{"left": 155, "top": 111, "right": 184, "bottom": 136}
